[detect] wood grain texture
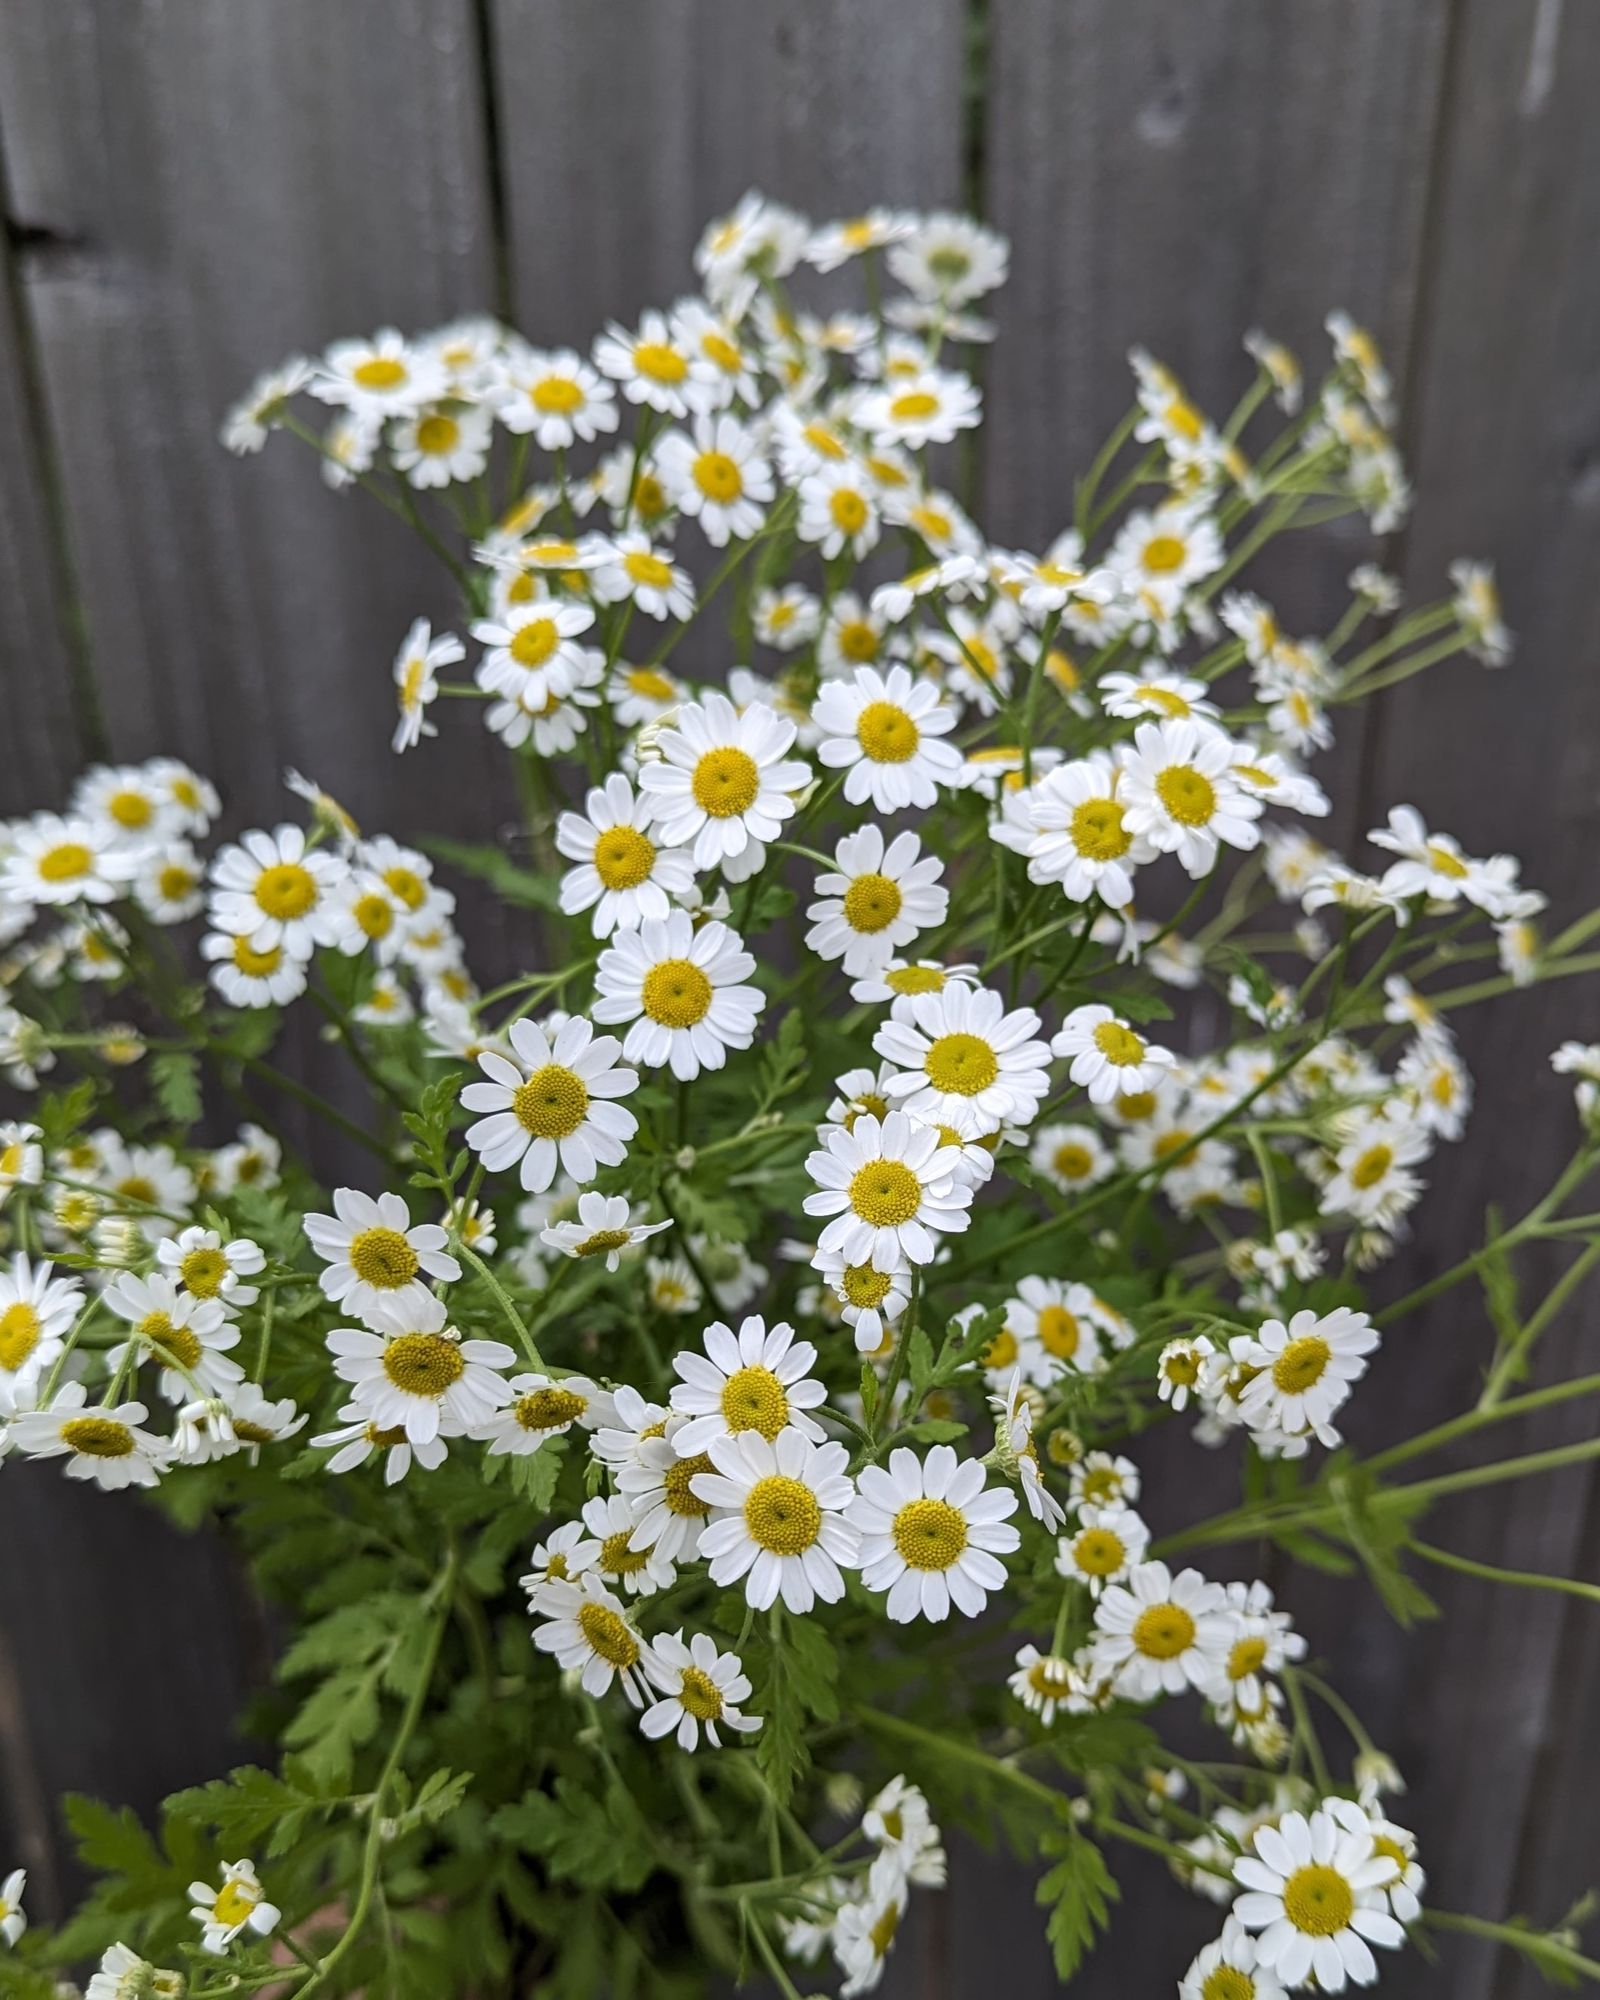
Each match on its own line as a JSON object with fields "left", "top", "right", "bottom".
{"left": 492, "top": 0, "right": 970, "bottom": 345}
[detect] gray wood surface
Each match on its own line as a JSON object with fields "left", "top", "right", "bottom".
{"left": 2, "top": 2, "right": 1599, "bottom": 1992}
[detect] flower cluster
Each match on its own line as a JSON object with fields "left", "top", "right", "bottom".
{"left": 0, "top": 195, "right": 1590, "bottom": 2000}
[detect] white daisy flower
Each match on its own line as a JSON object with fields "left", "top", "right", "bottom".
{"left": 187, "top": 1859, "right": 280, "bottom": 1955}
{"left": 1211, "top": 1579, "right": 1307, "bottom": 1718}
{"left": 540, "top": 1191, "right": 670, "bottom": 1271}
{"left": 200, "top": 930, "right": 310, "bottom": 1009}
{"left": 1091, "top": 1560, "right": 1233, "bottom": 1699}
{"left": 804, "top": 1110, "right": 973, "bottom": 1268}
{"left": 72, "top": 763, "right": 188, "bottom": 848}
{"left": 688, "top": 1234, "right": 767, "bottom": 1313}
{"left": 1029, "top": 1122, "right": 1114, "bottom": 1194}
{"left": 646, "top": 1253, "right": 702, "bottom": 1316}
{"left": 817, "top": 590, "right": 898, "bottom": 678}
{"left": 1056, "top": 1501, "right": 1150, "bottom": 1595}
{"left": 671, "top": 301, "right": 761, "bottom": 411}
{"left": 589, "top": 534, "right": 695, "bottom": 622}
{"left": 1119, "top": 720, "right": 1263, "bottom": 878}
{"left": 1013, "top": 756, "right": 1154, "bottom": 908}
{"left": 1157, "top": 1335, "right": 1215, "bottom": 1412}
{"left": 810, "top": 1242, "right": 913, "bottom": 1355}
{"left": 0, "top": 1868, "right": 25, "bottom": 1946}
{"left": 1319, "top": 1114, "right": 1430, "bottom": 1227}
{"left": 798, "top": 460, "right": 882, "bottom": 561}
{"left": 221, "top": 355, "right": 312, "bottom": 453}
{"left": 1369, "top": 805, "right": 1522, "bottom": 918}
{"left": 805, "top": 826, "right": 949, "bottom": 979}
{"left": 592, "top": 910, "right": 764, "bottom": 1080}
{"left": 7, "top": 1381, "right": 171, "bottom": 1490}
{"left": 857, "top": 368, "right": 981, "bottom": 448}
{"left": 492, "top": 346, "right": 618, "bottom": 448}
{"left": 811, "top": 664, "right": 964, "bottom": 814}
{"left": 594, "top": 310, "right": 696, "bottom": 417}
{"left": 103, "top": 1271, "right": 244, "bottom": 1403}
{"left": 311, "top": 1400, "right": 445, "bottom": 1483}
{"left": 876, "top": 986, "right": 1050, "bottom": 1136}
{"left": 532, "top": 1575, "right": 650, "bottom": 1706}
{"left": 1106, "top": 504, "right": 1224, "bottom": 601}
{"left": 637, "top": 691, "right": 809, "bottom": 881}
{"left": 1100, "top": 668, "right": 1220, "bottom": 725}
{"left": 390, "top": 401, "right": 492, "bottom": 488}
{"left": 1052, "top": 1003, "right": 1177, "bottom": 1106}
{"left": 132, "top": 840, "right": 206, "bottom": 923}
{"left": 851, "top": 1444, "right": 1018, "bottom": 1623}
{"left": 863, "top": 1774, "right": 946, "bottom": 1885}
{"left": 477, "top": 1372, "right": 616, "bottom": 1458}
{"left": 989, "top": 1369, "right": 1066, "bottom": 1529}
{"left": 0, "top": 1253, "right": 80, "bottom": 1397}
{"left": 1, "top": 813, "right": 133, "bottom": 908}
{"left": 155, "top": 1226, "right": 264, "bottom": 1320}
{"left": 640, "top": 1630, "right": 760, "bottom": 1751}
{"left": 1179, "top": 1918, "right": 1288, "bottom": 2000}
{"left": 926, "top": 609, "right": 1014, "bottom": 716}
{"left": 613, "top": 1424, "right": 714, "bottom": 1564}
{"left": 655, "top": 412, "right": 773, "bottom": 546}
{"left": 668, "top": 1315, "right": 827, "bottom": 1456}
{"left": 472, "top": 597, "right": 597, "bottom": 704}
{"left": 1449, "top": 557, "right": 1511, "bottom": 666}
{"left": 554, "top": 774, "right": 697, "bottom": 938}
{"left": 1005, "top": 1275, "right": 1110, "bottom": 1382}
{"left": 326, "top": 1297, "right": 514, "bottom": 1446}
{"left": 849, "top": 958, "right": 982, "bottom": 1020}
{"left": 207, "top": 822, "right": 346, "bottom": 957}
{"left": 313, "top": 328, "right": 443, "bottom": 416}
{"left": 519, "top": 1521, "right": 597, "bottom": 1605}
{"left": 753, "top": 584, "right": 822, "bottom": 652}
{"left": 888, "top": 213, "right": 1008, "bottom": 306}
{"left": 0, "top": 1124, "right": 44, "bottom": 1205}
{"left": 833, "top": 1860, "right": 909, "bottom": 1996}
{"left": 1231, "top": 1805, "right": 1406, "bottom": 1990}
{"left": 1008, "top": 1646, "right": 1078, "bottom": 1726}
{"left": 580, "top": 1491, "right": 677, "bottom": 1598}
{"left": 805, "top": 208, "right": 915, "bottom": 271}
{"left": 692, "top": 1428, "right": 860, "bottom": 1614}
{"left": 1234, "top": 1307, "right": 1379, "bottom": 1446}
{"left": 391, "top": 617, "right": 462, "bottom": 752}
{"left": 461, "top": 1014, "right": 640, "bottom": 1194}
{"left": 303, "top": 1187, "right": 461, "bottom": 1330}
{"left": 1069, "top": 1451, "right": 1142, "bottom": 1512}
{"left": 608, "top": 661, "right": 686, "bottom": 729}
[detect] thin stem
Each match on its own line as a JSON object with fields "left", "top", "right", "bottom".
{"left": 1410, "top": 1539, "right": 1600, "bottom": 1608}
{"left": 456, "top": 1240, "right": 544, "bottom": 1370}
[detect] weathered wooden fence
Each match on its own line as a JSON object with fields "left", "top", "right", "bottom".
{"left": 2, "top": 2, "right": 1598, "bottom": 1993}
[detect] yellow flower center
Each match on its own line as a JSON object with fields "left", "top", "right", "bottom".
{"left": 212, "top": 1880, "right": 260, "bottom": 1928}
{"left": 531, "top": 375, "right": 584, "bottom": 413}
{"left": 1132, "top": 1602, "right": 1196, "bottom": 1660}
{"left": 889, "top": 391, "right": 940, "bottom": 422}
{"left": 382, "top": 1332, "right": 465, "bottom": 1397}
{"left": 593, "top": 825, "right": 656, "bottom": 890}
{"left": 743, "top": 1473, "right": 822, "bottom": 1554}
{"left": 664, "top": 1452, "right": 713, "bottom": 1517}
{"left": 1069, "top": 798, "right": 1132, "bottom": 861}
{"left": 1163, "top": 1348, "right": 1202, "bottom": 1388}
{"left": 0, "top": 1303, "right": 42, "bottom": 1370}
{"left": 347, "top": 1226, "right": 420, "bottom": 1289}
{"left": 641, "top": 958, "right": 713, "bottom": 1028}
{"left": 573, "top": 1227, "right": 632, "bottom": 1258}
{"left": 868, "top": 1900, "right": 901, "bottom": 1957}
{"left": 1092, "top": 1020, "right": 1146, "bottom": 1066}
{"left": 984, "top": 1327, "right": 1018, "bottom": 1370}
{"left": 1228, "top": 1636, "right": 1269, "bottom": 1683}
{"left": 632, "top": 341, "right": 687, "bottom": 385}
{"left": 139, "top": 1311, "right": 201, "bottom": 1371}
{"left": 830, "top": 487, "right": 870, "bottom": 533}
{"left": 700, "top": 329, "right": 743, "bottom": 373}
{"left": 886, "top": 965, "right": 943, "bottom": 996}
{"left": 60, "top": 1415, "right": 135, "bottom": 1458}
{"left": 109, "top": 789, "right": 153, "bottom": 828}
{"left": 1350, "top": 1144, "right": 1393, "bottom": 1190}
{"left": 1154, "top": 765, "right": 1217, "bottom": 826}
{"left": 379, "top": 865, "right": 426, "bottom": 911}
{"left": 1426, "top": 841, "right": 1469, "bottom": 880}
{"left": 838, "top": 619, "right": 881, "bottom": 663}
{"left": 416, "top": 413, "right": 459, "bottom": 454}
{"left": 365, "top": 1422, "right": 408, "bottom": 1448}
{"left": 234, "top": 1420, "right": 277, "bottom": 1446}
{"left": 179, "top": 1247, "right": 228, "bottom": 1297}
{"left": 38, "top": 842, "right": 93, "bottom": 883}
{"left": 1202, "top": 1969, "right": 1256, "bottom": 2000}
{"left": 849, "top": 1159, "right": 922, "bottom": 1227}
{"left": 1052, "top": 1142, "right": 1094, "bottom": 1181}
{"left": 720, "top": 1364, "right": 789, "bottom": 1441}
{"left": 1141, "top": 533, "right": 1189, "bottom": 573}
{"left": 600, "top": 1530, "right": 650, "bottom": 1577}
{"left": 1036, "top": 1304, "right": 1080, "bottom": 1359}
{"left": 854, "top": 700, "right": 920, "bottom": 763}
{"left": 512, "top": 1064, "right": 590, "bottom": 1138}
{"left": 692, "top": 450, "right": 744, "bottom": 503}
{"left": 892, "top": 1496, "right": 968, "bottom": 1570}
{"left": 690, "top": 746, "right": 760, "bottom": 817}
{"left": 1372, "top": 1834, "right": 1409, "bottom": 1871}
{"left": 354, "top": 893, "right": 394, "bottom": 939}
{"left": 1071, "top": 1527, "right": 1127, "bottom": 1577}
{"left": 229, "top": 936, "right": 283, "bottom": 978}
{"left": 1281, "top": 1864, "right": 1355, "bottom": 1937}
{"left": 842, "top": 872, "right": 904, "bottom": 935}
{"left": 157, "top": 863, "right": 196, "bottom": 900}
{"left": 514, "top": 1385, "right": 587, "bottom": 1431}
{"left": 577, "top": 1600, "right": 640, "bottom": 1669}
{"left": 509, "top": 618, "right": 559, "bottom": 669}
{"left": 909, "top": 503, "right": 953, "bottom": 542}
{"left": 923, "top": 1031, "right": 998, "bottom": 1096}
{"left": 843, "top": 1263, "right": 893, "bottom": 1309}
{"left": 678, "top": 1665, "right": 724, "bottom": 1720}
{"left": 1272, "top": 1335, "right": 1330, "bottom": 1394}
{"left": 802, "top": 420, "right": 847, "bottom": 459}
{"left": 354, "top": 356, "right": 407, "bottom": 390}
{"left": 253, "top": 861, "right": 318, "bottom": 920}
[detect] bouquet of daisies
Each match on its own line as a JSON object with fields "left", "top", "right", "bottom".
{"left": 2, "top": 192, "right": 1599, "bottom": 2000}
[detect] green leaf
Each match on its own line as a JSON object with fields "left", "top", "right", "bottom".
{"left": 421, "top": 836, "right": 561, "bottom": 910}
{"left": 1035, "top": 1820, "right": 1118, "bottom": 1981}
{"left": 165, "top": 1763, "right": 336, "bottom": 1859}
{"left": 149, "top": 1050, "right": 203, "bottom": 1125}
{"left": 492, "top": 1780, "right": 654, "bottom": 1893}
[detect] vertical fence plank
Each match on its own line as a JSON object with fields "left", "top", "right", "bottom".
{"left": 1337, "top": 4, "right": 1600, "bottom": 1993}
{"left": 491, "top": 0, "right": 970, "bottom": 346}
{"left": 0, "top": 237, "right": 92, "bottom": 809}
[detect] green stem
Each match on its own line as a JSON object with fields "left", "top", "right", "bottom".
{"left": 1480, "top": 1234, "right": 1600, "bottom": 1409}
{"left": 456, "top": 1240, "right": 544, "bottom": 1370}
{"left": 1410, "top": 1539, "right": 1600, "bottom": 1608}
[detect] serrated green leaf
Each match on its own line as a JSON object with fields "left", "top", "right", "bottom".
{"left": 1036, "top": 1820, "right": 1118, "bottom": 1980}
